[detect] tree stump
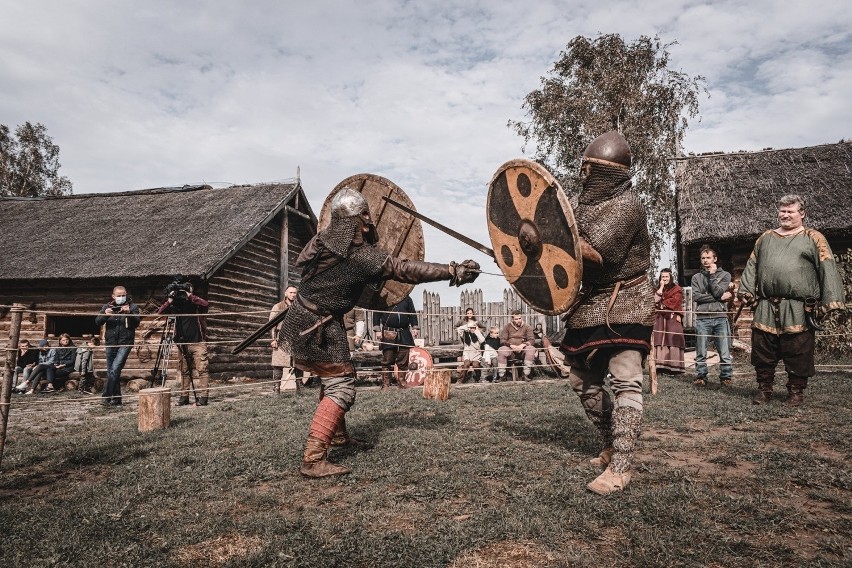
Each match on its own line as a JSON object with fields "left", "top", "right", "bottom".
{"left": 138, "top": 387, "right": 171, "bottom": 433}
{"left": 423, "top": 369, "right": 451, "bottom": 401}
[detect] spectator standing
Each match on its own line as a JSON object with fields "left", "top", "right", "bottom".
{"left": 96, "top": 286, "right": 141, "bottom": 406}
{"left": 690, "top": 245, "right": 734, "bottom": 387}
{"left": 270, "top": 286, "right": 299, "bottom": 394}
{"left": 653, "top": 268, "right": 686, "bottom": 375}
{"left": 12, "top": 339, "right": 39, "bottom": 391}
{"left": 343, "top": 307, "right": 366, "bottom": 352}
{"left": 75, "top": 337, "right": 99, "bottom": 394}
{"left": 739, "top": 194, "right": 845, "bottom": 406}
{"left": 373, "top": 295, "right": 419, "bottom": 389}
{"left": 157, "top": 280, "right": 210, "bottom": 406}
{"left": 497, "top": 310, "right": 535, "bottom": 382}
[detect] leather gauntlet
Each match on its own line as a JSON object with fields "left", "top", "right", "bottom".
{"left": 449, "top": 260, "right": 480, "bottom": 286}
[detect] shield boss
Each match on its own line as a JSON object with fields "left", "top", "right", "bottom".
{"left": 319, "top": 174, "right": 425, "bottom": 310}
{"left": 486, "top": 159, "right": 581, "bottom": 315}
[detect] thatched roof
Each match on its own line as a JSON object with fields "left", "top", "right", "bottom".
{"left": 675, "top": 141, "right": 852, "bottom": 246}
{"left": 0, "top": 183, "right": 315, "bottom": 281}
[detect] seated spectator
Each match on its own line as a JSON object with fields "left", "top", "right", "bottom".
{"left": 44, "top": 333, "right": 76, "bottom": 393}
{"left": 456, "top": 317, "right": 485, "bottom": 383}
{"left": 75, "top": 337, "right": 99, "bottom": 394}
{"left": 497, "top": 310, "right": 536, "bottom": 382}
{"left": 19, "top": 339, "right": 56, "bottom": 394}
{"left": 481, "top": 326, "right": 501, "bottom": 382}
{"left": 12, "top": 339, "right": 39, "bottom": 391}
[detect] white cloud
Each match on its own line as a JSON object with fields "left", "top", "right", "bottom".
{"left": 3, "top": 0, "right": 852, "bottom": 305}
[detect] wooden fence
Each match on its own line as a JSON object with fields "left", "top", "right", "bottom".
{"left": 412, "top": 289, "right": 561, "bottom": 346}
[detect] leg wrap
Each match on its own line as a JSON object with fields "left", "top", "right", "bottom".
{"left": 308, "top": 397, "right": 346, "bottom": 444}
{"left": 609, "top": 406, "right": 642, "bottom": 475}
{"left": 786, "top": 373, "right": 808, "bottom": 391}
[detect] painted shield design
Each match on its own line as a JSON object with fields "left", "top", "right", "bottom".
{"left": 403, "top": 346, "right": 433, "bottom": 387}
{"left": 319, "top": 174, "right": 425, "bottom": 310}
{"left": 486, "top": 159, "right": 582, "bottom": 316}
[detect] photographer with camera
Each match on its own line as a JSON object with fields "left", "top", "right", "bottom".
{"left": 157, "top": 277, "right": 211, "bottom": 406}
{"left": 95, "top": 286, "right": 141, "bottom": 406}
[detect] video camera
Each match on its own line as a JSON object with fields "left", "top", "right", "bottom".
{"left": 165, "top": 276, "right": 192, "bottom": 300}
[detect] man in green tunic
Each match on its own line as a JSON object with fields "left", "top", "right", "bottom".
{"left": 738, "top": 194, "right": 845, "bottom": 406}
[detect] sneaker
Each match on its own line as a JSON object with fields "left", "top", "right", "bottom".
{"left": 25, "top": 389, "right": 35, "bottom": 395}
{"left": 693, "top": 377, "right": 707, "bottom": 386}
{"left": 44, "top": 384, "right": 55, "bottom": 393}
{"left": 720, "top": 379, "right": 733, "bottom": 387}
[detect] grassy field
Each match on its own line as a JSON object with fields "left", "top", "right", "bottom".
{"left": 1, "top": 368, "right": 850, "bottom": 567}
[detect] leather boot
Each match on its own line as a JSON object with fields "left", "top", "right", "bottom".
{"left": 330, "top": 418, "right": 373, "bottom": 449}
{"left": 783, "top": 374, "right": 807, "bottom": 407}
{"left": 590, "top": 447, "right": 613, "bottom": 470}
{"left": 589, "top": 406, "right": 641, "bottom": 495}
{"left": 752, "top": 384, "right": 774, "bottom": 405}
{"left": 177, "top": 396, "right": 191, "bottom": 406}
{"left": 300, "top": 435, "right": 351, "bottom": 478}
{"left": 753, "top": 367, "right": 775, "bottom": 405}
{"left": 196, "top": 397, "right": 208, "bottom": 406}
{"left": 587, "top": 467, "right": 632, "bottom": 495}
{"left": 381, "top": 371, "right": 390, "bottom": 390}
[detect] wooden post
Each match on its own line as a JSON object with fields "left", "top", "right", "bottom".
{"left": 1, "top": 304, "right": 25, "bottom": 469}
{"left": 648, "top": 349, "right": 658, "bottom": 395}
{"left": 422, "top": 369, "right": 451, "bottom": 401}
{"left": 138, "top": 387, "right": 171, "bottom": 432}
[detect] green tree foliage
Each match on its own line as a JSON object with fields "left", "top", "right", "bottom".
{"left": 0, "top": 122, "right": 73, "bottom": 197}
{"left": 510, "top": 34, "right": 705, "bottom": 263}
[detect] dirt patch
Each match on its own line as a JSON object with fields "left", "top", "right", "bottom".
{"left": 448, "top": 540, "right": 558, "bottom": 568}
{"left": 173, "top": 533, "right": 264, "bottom": 567}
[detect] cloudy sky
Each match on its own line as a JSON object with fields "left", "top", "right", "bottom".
{"left": 3, "top": 0, "right": 851, "bottom": 305}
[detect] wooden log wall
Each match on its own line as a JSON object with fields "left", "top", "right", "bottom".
{"left": 415, "top": 288, "right": 554, "bottom": 346}
{"left": 206, "top": 210, "right": 312, "bottom": 380}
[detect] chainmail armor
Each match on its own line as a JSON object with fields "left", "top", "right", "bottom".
{"left": 567, "top": 165, "right": 654, "bottom": 329}
{"left": 279, "top": 244, "right": 389, "bottom": 363}
{"left": 317, "top": 216, "right": 362, "bottom": 257}
{"left": 609, "top": 406, "right": 642, "bottom": 474}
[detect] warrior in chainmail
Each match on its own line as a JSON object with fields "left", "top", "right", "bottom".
{"left": 559, "top": 130, "right": 655, "bottom": 495}
{"left": 279, "top": 188, "right": 480, "bottom": 478}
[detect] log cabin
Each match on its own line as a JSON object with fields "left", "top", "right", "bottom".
{"left": 0, "top": 182, "right": 317, "bottom": 381}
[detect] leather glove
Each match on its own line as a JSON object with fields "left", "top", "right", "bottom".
{"left": 449, "top": 260, "right": 480, "bottom": 286}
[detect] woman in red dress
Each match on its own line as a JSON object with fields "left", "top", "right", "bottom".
{"left": 653, "top": 268, "right": 685, "bottom": 374}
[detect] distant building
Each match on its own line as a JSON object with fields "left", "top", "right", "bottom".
{"left": 0, "top": 182, "right": 316, "bottom": 380}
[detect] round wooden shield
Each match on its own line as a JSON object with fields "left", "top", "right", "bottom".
{"left": 403, "top": 346, "right": 433, "bottom": 387}
{"left": 319, "top": 174, "right": 425, "bottom": 310}
{"left": 486, "top": 159, "right": 582, "bottom": 316}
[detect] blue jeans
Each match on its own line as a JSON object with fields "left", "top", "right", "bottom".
{"left": 103, "top": 345, "right": 132, "bottom": 401}
{"left": 695, "top": 317, "right": 733, "bottom": 380}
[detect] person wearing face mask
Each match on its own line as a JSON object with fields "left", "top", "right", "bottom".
{"left": 95, "top": 285, "right": 141, "bottom": 406}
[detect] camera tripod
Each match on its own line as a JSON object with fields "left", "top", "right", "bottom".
{"left": 150, "top": 316, "right": 199, "bottom": 403}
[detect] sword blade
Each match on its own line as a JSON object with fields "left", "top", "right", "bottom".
{"left": 381, "top": 195, "right": 495, "bottom": 259}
